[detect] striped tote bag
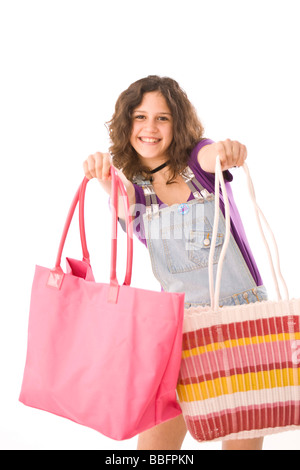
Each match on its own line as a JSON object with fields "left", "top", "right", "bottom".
{"left": 177, "top": 156, "right": 300, "bottom": 442}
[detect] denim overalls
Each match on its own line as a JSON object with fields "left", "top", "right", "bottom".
{"left": 133, "top": 165, "right": 268, "bottom": 309}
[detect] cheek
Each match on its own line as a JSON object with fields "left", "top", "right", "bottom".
{"left": 129, "top": 123, "right": 137, "bottom": 144}
{"left": 165, "top": 126, "right": 174, "bottom": 144}
{"left": 131, "top": 122, "right": 141, "bottom": 139}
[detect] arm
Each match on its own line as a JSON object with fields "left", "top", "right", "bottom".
{"left": 198, "top": 139, "right": 248, "bottom": 173}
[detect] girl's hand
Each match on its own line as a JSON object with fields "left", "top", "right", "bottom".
{"left": 198, "top": 139, "right": 248, "bottom": 173}
{"left": 215, "top": 139, "right": 247, "bottom": 171}
{"left": 82, "top": 152, "right": 136, "bottom": 217}
{"left": 83, "top": 152, "right": 112, "bottom": 181}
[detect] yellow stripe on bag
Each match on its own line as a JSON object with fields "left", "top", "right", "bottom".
{"left": 182, "top": 332, "right": 300, "bottom": 359}
{"left": 177, "top": 368, "right": 300, "bottom": 402}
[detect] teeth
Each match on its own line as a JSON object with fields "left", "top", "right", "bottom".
{"left": 140, "top": 137, "right": 160, "bottom": 143}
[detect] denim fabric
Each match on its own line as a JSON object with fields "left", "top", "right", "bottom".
{"left": 143, "top": 197, "right": 268, "bottom": 309}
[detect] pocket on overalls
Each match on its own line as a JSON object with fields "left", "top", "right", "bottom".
{"left": 187, "top": 230, "right": 224, "bottom": 268}
{"left": 162, "top": 225, "right": 224, "bottom": 274}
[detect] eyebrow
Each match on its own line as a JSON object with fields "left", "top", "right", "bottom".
{"left": 133, "top": 110, "right": 172, "bottom": 115}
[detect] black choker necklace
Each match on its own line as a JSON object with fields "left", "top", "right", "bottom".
{"left": 148, "top": 160, "right": 170, "bottom": 183}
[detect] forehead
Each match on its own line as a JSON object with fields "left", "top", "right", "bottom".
{"left": 133, "top": 91, "right": 171, "bottom": 113}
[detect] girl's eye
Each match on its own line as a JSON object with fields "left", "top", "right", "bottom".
{"left": 133, "top": 115, "right": 170, "bottom": 121}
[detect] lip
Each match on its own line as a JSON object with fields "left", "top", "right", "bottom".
{"left": 138, "top": 137, "right": 162, "bottom": 144}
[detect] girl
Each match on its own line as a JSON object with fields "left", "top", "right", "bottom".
{"left": 83, "top": 75, "right": 267, "bottom": 451}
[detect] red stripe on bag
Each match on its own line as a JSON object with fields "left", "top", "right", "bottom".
{"left": 184, "top": 402, "right": 300, "bottom": 442}
{"left": 182, "top": 316, "right": 300, "bottom": 350}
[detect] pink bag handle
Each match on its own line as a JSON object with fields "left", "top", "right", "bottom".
{"left": 78, "top": 167, "right": 133, "bottom": 302}
{"left": 50, "top": 166, "right": 133, "bottom": 303}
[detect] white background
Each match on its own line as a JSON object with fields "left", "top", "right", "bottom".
{"left": 0, "top": 0, "right": 299, "bottom": 450}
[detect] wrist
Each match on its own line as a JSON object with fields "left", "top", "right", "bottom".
{"left": 198, "top": 143, "right": 219, "bottom": 173}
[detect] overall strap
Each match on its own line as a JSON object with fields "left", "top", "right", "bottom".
{"left": 141, "top": 180, "right": 160, "bottom": 216}
{"left": 133, "top": 166, "right": 213, "bottom": 215}
{"left": 181, "top": 166, "right": 214, "bottom": 202}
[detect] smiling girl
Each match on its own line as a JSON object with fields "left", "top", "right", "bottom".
{"left": 83, "top": 75, "right": 267, "bottom": 451}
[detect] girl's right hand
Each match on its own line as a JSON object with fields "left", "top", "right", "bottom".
{"left": 83, "top": 152, "right": 112, "bottom": 181}
{"left": 83, "top": 151, "right": 136, "bottom": 218}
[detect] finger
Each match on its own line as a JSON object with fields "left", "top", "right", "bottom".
{"left": 102, "top": 153, "right": 112, "bottom": 180}
{"left": 241, "top": 144, "right": 248, "bottom": 164}
{"left": 83, "top": 160, "right": 93, "bottom": 180}
{"left": 87, "top": 154, "right": 97, "bottom": 179}
{"left": 223, "top": 139, "right": 234, "bottom": 167}
{"left": 94, "top": 153, "right": 104, "bottom": 180}
{"left": 232, "top": 140, "right": 242, "bottom": 166}
{"left": 235, "top": 143, "right": 247, "bottom": 167}
{"left": 215, "top": 142, "right": 228, "bottom": 170}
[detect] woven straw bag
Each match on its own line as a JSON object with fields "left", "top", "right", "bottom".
{"left": 177, "top": 156, "right": 300, "bottom": 442}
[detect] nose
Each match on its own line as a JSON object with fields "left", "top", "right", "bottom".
{"left": 144, "top": 117, "right": 159, "bottom": 133}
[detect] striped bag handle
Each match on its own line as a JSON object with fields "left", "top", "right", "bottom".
{"left": 208, "top": 155, "right": 289, "bottom": 311}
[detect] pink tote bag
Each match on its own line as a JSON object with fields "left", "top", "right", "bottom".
{"left": 19, "top": 167, "right": 185, "bottom": 441}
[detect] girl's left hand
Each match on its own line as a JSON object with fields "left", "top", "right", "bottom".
{"left": 198, "top": 139, "right": 248, "bottom": 173}
{"left": 216, "top": 139, "right": 247, "bottom": 171}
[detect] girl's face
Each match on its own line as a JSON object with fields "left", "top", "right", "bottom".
{"left": 130, "top": 91, "right": 173, "bottom": 165}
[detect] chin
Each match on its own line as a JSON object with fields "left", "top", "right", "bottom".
{"left": 139, "top": 146, "right": 166, "bottom": 157}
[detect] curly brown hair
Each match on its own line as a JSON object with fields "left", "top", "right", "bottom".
{"left": 106, "top": 75, "right": 205, "bottom": 184}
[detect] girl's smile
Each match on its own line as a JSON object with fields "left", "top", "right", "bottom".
{"left": 138, "top": 137, "right": 161, "bottom": 144}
